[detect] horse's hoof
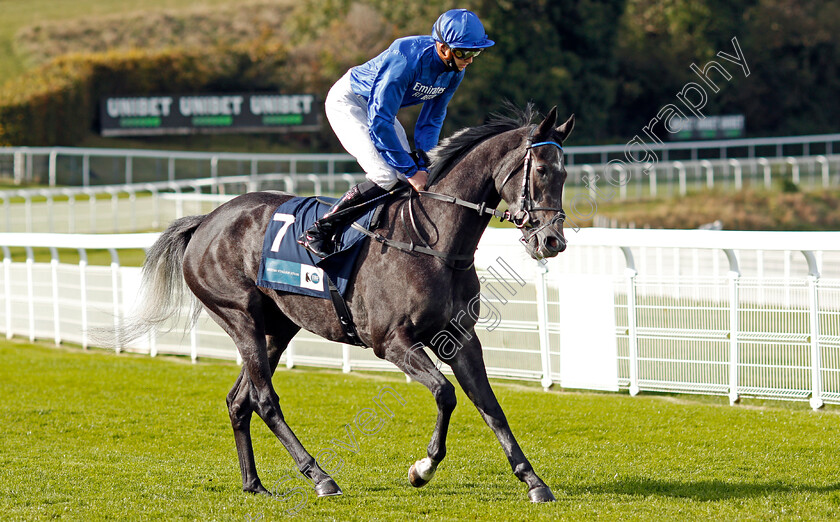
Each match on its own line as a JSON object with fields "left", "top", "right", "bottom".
{"left": 243, "top": 483, "right": 271, "bottom": 496}
{"left": 528, "top": 485, "right": 556, "bottom": 503}
{"left": 408, "top": 457, "right": 436, "bottom": 488}
{"left": 408, "top": 463, "right": 429, "bottom": 487}
{"left": 315, "top": 478, "right": 343, "bottom": 497}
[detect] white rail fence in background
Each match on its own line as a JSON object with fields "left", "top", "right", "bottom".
{"left": 2, "top": 133, "right": 840, "bottom": 187}
{"left": 2, "top": 228, "right": 839, "bottom": 409}
{"left": 2, "top": 153, "right": 839, "bottom": 234}
{"left": 568, "top": 154, "right": 840, "bottom": 199}
{"left": 0, "top": 173, "right": 365, "bottom": 233}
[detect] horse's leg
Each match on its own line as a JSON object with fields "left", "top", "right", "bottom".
{"left": 449, "top": 336, "right": 555, "bottom": 502}
{"left": 225, "top": 302, "right": 300, "bottom": 494}
{"left": 226, "top": 369, "right": 264, "bottom": 493}
{"left": 380, "top": 330, "right": 457, "bottom": 487}
{"left": 199, "top": 294, "right": 341, "bottom": 498}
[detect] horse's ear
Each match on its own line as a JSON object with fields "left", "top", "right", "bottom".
{"left": 535, "top": 106, "right": 558, "bottom": 138}
{"left": 556, "top": 113, "right": 575, "bottom": 142}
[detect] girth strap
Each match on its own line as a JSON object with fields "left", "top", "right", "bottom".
{"left": 326, "top": 276, "right": 367, "bottom": 347}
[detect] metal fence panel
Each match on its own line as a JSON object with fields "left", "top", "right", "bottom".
{"left": 3, "top": 227, "right": 840, "bottom": 409}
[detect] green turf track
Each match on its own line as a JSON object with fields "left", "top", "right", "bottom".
{"left": 2, "top": 340, "right": 840, "bottom": 521}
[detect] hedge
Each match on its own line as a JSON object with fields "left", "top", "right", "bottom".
{"left": 0, "top": 44, "right": 291, "bottom": 146}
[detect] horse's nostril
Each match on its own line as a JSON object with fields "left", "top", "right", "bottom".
{"left": 545, "top": 236, "right": 566, "bottom": 253}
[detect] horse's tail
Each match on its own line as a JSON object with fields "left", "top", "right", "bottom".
{"left": 116, "top": 214, "right": 206, "bottom": 345}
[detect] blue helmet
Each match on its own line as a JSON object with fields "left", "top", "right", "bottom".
{"left": 432, "top": 9, "right": 494, "bottom": 49}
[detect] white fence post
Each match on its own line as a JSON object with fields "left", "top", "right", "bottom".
{"left": 758, "top": 157, "right": 771, "bottom": 189}
{"left": 803, "top": 250, "right": 824, "bottom": 410}
{"left": 816, "top": 155, "right": 829, "bottom": 188}
{"left": 535, "top": 263, "right": 553, "bottom": 391}
{"left": 648, "top": 164, "right": 657, "bottom": 198}
{"left": 78, "top": 249, "right": 88, "bottom": 350}
{"left": 48, "top": 150, "right": 58, "bottom": 187}
{"left": 285, "top": 341, "right": 295, "bottom": 369}
{"left": 724, "top": 249, "right": 740, "bottom": 405}
{"left": 674, "top": 161, "right": 687, "bottom": 196}
{"left": 582, "top": 165, "right": 596, "bottom": 200}
{"left": 3, "top": 246, "right": 11, "bottom": 339}
{"left": 342, "top": 344, "right": 352, "bottom": 374}
{"left": 701, "top": 160, "right": 714, "bottom": 189}
{"left": 25, "top": 246, "right": 35, "bottom": 341}
{"left": 13, "top": 150, "right": 24, "bottom": 184}
{"left": 50, "top": 247, "right": 61, "bottom": 345}
{"left": 149, "top": 330, "right": 157, "bottom": 358}
{"left": 109, "top": 248, "right": 121, "bottom": 353}
{"left": 614, "top": 163, "right": 628, "bottom": 200}
{"left": 621, "top": 246, "right": 640, "bottom": 396}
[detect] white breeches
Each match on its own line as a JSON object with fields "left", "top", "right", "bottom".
{"left": 325, "top": 71, "right": 411, "bottom": 190}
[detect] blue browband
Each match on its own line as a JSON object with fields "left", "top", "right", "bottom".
{"left": 529, "top": 141, "right": 563, "bottom": 151}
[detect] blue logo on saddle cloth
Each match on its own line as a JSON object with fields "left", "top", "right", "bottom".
{"left": 256, "top": 196, "right": 375, "bottom": 299}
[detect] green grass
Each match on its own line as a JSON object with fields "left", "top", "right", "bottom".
{"left": 0, "top": 0, "right": 239, "bottom": 79}
{"left": 2, "top": 339, "right": 840, "bottom": 520}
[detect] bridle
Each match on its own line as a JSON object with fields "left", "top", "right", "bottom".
{"left": 350, "top": 126, "right": 567, "bottom": 267}
{"left": 496, "top": 125, "right": 566, "bottom": 250}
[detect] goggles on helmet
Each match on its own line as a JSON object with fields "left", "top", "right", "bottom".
{"left": 452, "top": 48, "right": 482, "bottom": 59}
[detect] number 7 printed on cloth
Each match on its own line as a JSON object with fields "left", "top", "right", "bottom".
{"left": 270, "top": 213, "right": 296, "bottom": 252}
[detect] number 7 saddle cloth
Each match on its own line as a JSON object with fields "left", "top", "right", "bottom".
{"left": 255, "top": 196, "right": 378, "bottom": 300}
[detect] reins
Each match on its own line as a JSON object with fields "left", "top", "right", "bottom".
{"left": 348, "top": 126, "right": 566, "bottom": 268}
{"left": 345, "top": 186, "right": 476, "bottom": 270}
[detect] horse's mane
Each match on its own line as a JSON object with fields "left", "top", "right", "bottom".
{"left": 427, "top": 102, "right": 539, "bottom": 185}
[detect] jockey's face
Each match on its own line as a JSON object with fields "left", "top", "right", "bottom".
{"left": 451, "top": 53, "right": 474, "bottom": 70}
{"left": 436, "top": 43, "right": 475, "bottom": 71}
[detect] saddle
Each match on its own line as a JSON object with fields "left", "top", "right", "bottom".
{"left": 256, "top": 195, "right": 386, "bottom": 346}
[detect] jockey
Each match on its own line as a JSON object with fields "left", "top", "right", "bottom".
{"left": 298, "top": 8, "right": 494, "bottom": 258}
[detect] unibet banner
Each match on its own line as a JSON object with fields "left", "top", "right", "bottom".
{"left": 100, "top": 93, "right": 319, "bottom": 136}
{"left": 668, "top": 114, "right": 745, "bottom": 141}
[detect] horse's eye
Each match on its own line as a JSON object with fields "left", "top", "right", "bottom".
{"left": 536, "top": 165, "right": 547, "bottom": 176}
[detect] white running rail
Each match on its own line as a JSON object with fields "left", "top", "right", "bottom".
{"left": 2, "top": 227, "right": 839, "bottom": 409}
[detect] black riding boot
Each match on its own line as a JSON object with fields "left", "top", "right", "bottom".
{"left": 298, "top": 179, "right": 388, "bottom": 258}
